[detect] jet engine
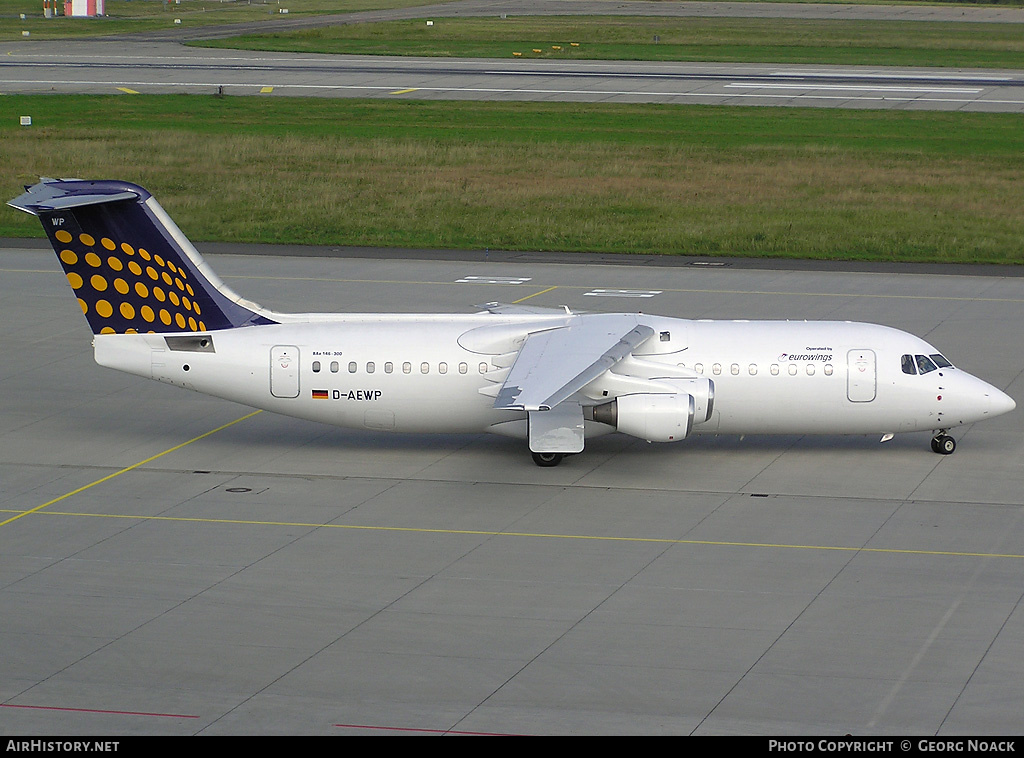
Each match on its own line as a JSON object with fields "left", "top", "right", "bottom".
{"left": 591, "top": 392, "right": 695, "bottom": 442}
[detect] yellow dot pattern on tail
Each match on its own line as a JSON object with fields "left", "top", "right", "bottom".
{"left": 54, "top": 228, "right": 206, "bottom": 334}
{"left": 12, "top": 179, "right": 275, "bottom": 334}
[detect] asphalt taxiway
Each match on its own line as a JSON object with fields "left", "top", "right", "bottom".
{"left": 4, "top": 1, "right": 1024, "bottom": 111}
{"left": 1, "top": 243, "right": 1022, "bottom": 734}
{"left": 5, "top": 40, "right": 1024, "bottom": 112}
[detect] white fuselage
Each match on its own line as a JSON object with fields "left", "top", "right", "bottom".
{"left": 92, "top": 312, "right": 1013, "bottom": 441}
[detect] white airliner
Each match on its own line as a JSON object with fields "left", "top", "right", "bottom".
{"left": 9, "top": 179, "right": 1015, "bottom": 466}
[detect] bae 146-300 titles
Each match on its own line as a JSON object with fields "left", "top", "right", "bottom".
{"left": 9, "top": 179, "right": 1015, "bottom": 466}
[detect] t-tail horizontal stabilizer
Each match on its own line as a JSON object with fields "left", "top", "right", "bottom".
{"left": 8, "top": 179, "right": 277, "bottom": 335}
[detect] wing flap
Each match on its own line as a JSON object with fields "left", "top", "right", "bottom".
{"left": 494, "top": 316, "right": 654, "bottom": 411}
{"left": 529, "top": 403, "right": 585, "bottom": 454}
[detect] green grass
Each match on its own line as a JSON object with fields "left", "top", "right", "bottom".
{"left": 196, "top": 16, "right": 1024, "bottom": 69}
{"left": 0, "top": 0, "right": 448, "bottom": 40}
{"left": 4, "top": 94, "right": 1024, "bottom": 264}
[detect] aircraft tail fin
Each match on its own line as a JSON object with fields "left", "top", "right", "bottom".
{"left": 8, "top": 178, "right": 276, "bottom": 334}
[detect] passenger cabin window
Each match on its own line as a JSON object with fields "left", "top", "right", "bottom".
{"left": 330, "top": 361, "right": 339, "bottom": 373}
{"left": 403, "top": 362, "right": 412, "bottom": 374}
{"left": 312, "top": 360, "right": 321, "bottom": 373}
{"left": 348, "top": 361, "right": 357, "bottom": 373}
{"left": 902, "top": 354, "right": 916, "bottom": 375}
{"left": 459, "top": 362, "right": 468, "bottom": 374}
{"left": 439, "top": 362, "right": 448, "bottom": 375}
{"left": 384, "top": 362, "right": 393, "bottom": 374}
{"left": 366, "top": 362, "right": 375, "bottom": 374}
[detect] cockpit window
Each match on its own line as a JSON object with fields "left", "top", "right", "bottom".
{"left": 930, "top": 353, "right": 953, "bottom": 369}
{"left": 901, "top": 354, "right": 916, "bottom": 375}
{"left": 916, "top": 355, "right": 938, "bottom": 374}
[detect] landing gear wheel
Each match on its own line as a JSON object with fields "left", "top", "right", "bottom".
{"left": 531, "top": 452, "right": 565, "bottom": 467}
{"left": 931, "top": 434, "right": 956, "bottom": 455}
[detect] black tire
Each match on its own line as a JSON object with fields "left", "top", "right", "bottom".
{"left": 937, "top": 435, "right": 956, "bottom": 455}
{"left": 531, "top": 452, "right": 564, "bottom": 467}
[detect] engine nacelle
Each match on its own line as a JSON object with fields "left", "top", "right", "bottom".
{"left": 591, "top": 392, "right": 695, "bottom": 442}
{"left": 662, "top": 377, "right": 714, "bottom": 424}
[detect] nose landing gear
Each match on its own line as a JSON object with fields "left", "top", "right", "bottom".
{"left": 931, "top": 432, "right": 956, "bottom": 455}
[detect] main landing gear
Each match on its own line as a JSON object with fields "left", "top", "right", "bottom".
{"left": 531, "top": 452, "right": 565, "bottom": 467}
{"left": 931, "top": 432, "right": 956, "bottom": 455}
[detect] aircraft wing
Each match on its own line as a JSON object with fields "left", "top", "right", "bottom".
{"left": 493, "top": 316, "right": 655, "bottom": 411}
{"left": 475, "top": 302, "right": 575, "bottom": 316}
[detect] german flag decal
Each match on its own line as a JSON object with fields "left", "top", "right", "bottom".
{"left": 312, "top": 389, "right": 329, "bottom": 399}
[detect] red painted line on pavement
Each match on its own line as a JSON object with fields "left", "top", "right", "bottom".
{"left": 1, "top": 703, "right": 198, "bottom": 718}
{"left": 335, "top": 722, "right": 524, "bottom": 736}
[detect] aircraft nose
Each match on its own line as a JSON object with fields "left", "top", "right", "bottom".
{"left": 952, "top": 375, "right": 1015, "bottom": 424}
{"left": 989, "top": 387, "right": 1016, "bottom": 418}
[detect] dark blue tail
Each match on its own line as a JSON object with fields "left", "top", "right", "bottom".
{"left": 8, "top": 179, "right": 275, "bottom": 334}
